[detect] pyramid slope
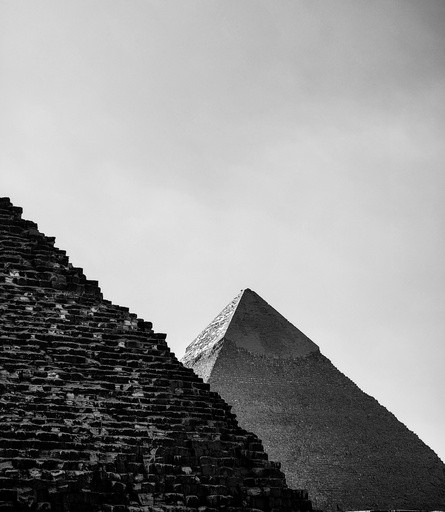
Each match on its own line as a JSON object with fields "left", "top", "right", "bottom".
{"left": 182, "top": 290, "right": 445, "bottom": 511}
{"left": 181, "top": 290, "right": 243, "bottom": 380}
{"left": 0, "top": 198, "right": 312, "bottom": 512}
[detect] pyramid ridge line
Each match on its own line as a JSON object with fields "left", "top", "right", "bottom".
{"left": 182, "top": 288, "right": 244, "bottom": 364}
{"left": 0, "top": 197, "right": 174, "bottom": 340}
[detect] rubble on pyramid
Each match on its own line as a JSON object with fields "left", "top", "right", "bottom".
{"left": 182, "top": 289, "right": 445, "bottom": 512}
{"left": 0, "top": 198, "right": 312, "bottom": 512}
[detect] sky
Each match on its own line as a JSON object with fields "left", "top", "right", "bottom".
{"left": 1, "top": 0, "right": 444, "bottom": 462}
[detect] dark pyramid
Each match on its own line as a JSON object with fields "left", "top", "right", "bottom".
{"left": 0, "top": 198, "right": 312, "bottom": 512}
{"left": 182, "top": 289, "right": 445, "bottom": 511}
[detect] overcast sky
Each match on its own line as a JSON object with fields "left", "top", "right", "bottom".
{"left": 1, "top": 0, "right": 444, "bottom": 463}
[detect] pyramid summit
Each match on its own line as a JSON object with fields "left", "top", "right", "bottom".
{"left": 182, "top": 289, "right": 319, "bottom": 382}
{"left": 183, "top": 289, "right": 318, "bottom": 361}
{"left": 0, "top": 197, "right": 312, "bottom": 512}
{"left": 182, "top": 289, "right": 445, "bottom": 511}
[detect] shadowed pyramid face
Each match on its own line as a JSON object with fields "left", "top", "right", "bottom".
{"left": 222, "top": 289, "right": 319, "bottom": 358}
{"left": 0, "top": 198, "right": 312, "bottom": 512}
{"left": 182, "top": 289, "right": 445, "bottom": 512}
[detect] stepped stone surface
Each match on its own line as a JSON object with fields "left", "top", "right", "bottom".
{"left": 0, "top": 198, "right": 312, "bottom": 512}
{"left": 182, "top": 289, "right": 445, "bottom": 511}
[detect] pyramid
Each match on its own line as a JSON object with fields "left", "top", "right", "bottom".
{"left": 182, "top": 289, "right": 445, "bottom": 511}
{"left": 0, "top": 198, "right": 312, "bottom": 512}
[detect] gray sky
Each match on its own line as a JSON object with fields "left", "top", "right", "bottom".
{"left": 1, "top": 1, "right": 445, "bottom": 462}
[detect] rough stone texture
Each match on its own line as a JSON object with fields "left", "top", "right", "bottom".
{"left": 182, "top": 289, "right": 445, "bottom": 511}
{"left": 0, "top": 198, "right": 312, "bottom": 512}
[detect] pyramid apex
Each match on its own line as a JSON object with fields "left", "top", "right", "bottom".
{"left": 183, "top": 288, "right": 319, "bottom": 368}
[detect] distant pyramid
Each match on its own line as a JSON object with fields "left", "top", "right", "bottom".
{"left": 182, "top": 288, "right": 445, "bottom": 511}
{"left": 0, "top": 199, "right": 312, "bottom": 512}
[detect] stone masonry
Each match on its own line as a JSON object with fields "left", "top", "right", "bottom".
{"left": 0, "top": 198, "right": 312, "bottom": 512}
{"left": 182, "top": 289, "right": 445, "bottom": 511}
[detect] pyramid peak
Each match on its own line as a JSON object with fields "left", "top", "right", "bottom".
{"left": 183, "top": 288, "right": 319, "bottom": 366}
